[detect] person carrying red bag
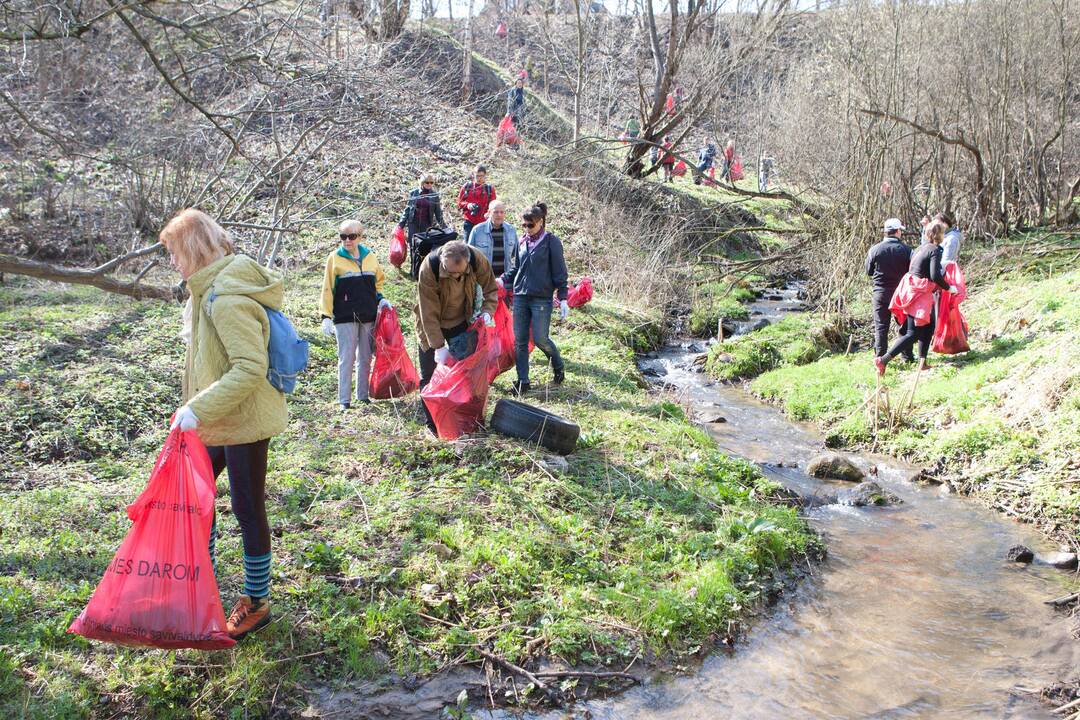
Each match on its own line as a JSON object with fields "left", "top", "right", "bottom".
{"left": 457, "top": 164, "right": 496, "bottom": 243}
{"left": 161, "top": 208, "right": 288, "bottom": 640}
{"left": 875, "top": 221, "right": 958, "bottom": 376}
{"left": 414, "top": 240, "right": 499, "bottom": 430}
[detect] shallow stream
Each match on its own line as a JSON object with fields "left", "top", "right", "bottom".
{"left": 489, "top": 285, "right": 1078, "bottom": 720}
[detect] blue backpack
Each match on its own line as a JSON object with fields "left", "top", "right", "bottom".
{"left": 207, "top": 292, "right": 309, "bottom": 394}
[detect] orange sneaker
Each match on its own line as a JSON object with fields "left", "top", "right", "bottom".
{"left": 226, "top": 595, "right": 272, "bottom": 640}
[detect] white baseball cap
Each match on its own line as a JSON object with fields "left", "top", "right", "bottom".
{"left": 883, "top": 218, "right": 905, "bottom": 232}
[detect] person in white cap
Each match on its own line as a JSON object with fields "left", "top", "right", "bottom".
{"left": 865, "top": 218, "right": 915, "bottom": 362}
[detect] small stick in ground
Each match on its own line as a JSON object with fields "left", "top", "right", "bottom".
{"left": 474, "top": 646, "right": 559, "bottom": 703}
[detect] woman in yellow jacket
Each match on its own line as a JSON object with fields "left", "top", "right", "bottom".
{"left": 162, "top": 208, "right": 287, "bottom": 641}
{"left": 320, "top": 220, "right": 391, "bottom": 410}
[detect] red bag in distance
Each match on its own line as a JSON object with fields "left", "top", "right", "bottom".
{"left": 389, "top": 226, "right": 407, "bottom": 268}
{"left": 495, "top": 21, "right": 508, "bottom": 38}
{"left": 422, "top": 322, "right": 492, "bottom": 440}
{"left": 68, "top": 429, "right": 234, "bottom": 650}
{"left": 369, "top": 306, "right": 421, "bottom": 399}
{"left": 730, "top": 156, "right": 744, "bottom": 181}
{"left": 496, "top": 114, "right": 520, "bottom": 145}
{"left": 672, "top": 160, "right": 687, "bottom": 177}
{"left": 933, "top": 262, "right": 970, "bottom": 355}
{"left": 664, "top": 93, "right": 675, "bottom": 115}
{"left": 567, "top": 276, "right": 594, "bottom": 308}
{"left": 704, "top": 167, "right": 717, "bottom": 187}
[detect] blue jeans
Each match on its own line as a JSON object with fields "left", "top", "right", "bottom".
{"left": 462, "top": 221, "right": 475, "bottom": 243}
{"left": 513, "top": 297, "right": 563, "bottom": 383}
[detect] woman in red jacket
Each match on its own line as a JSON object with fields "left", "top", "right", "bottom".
{"left": 457, "top": 165, "right": 496, "bottom": 242}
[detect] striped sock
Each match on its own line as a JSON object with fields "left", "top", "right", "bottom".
{"left": 242, "top": 552, "right": 271, "bottom": 599}
{"left": 208, "top": 520, "right": 218, "bottom": 575}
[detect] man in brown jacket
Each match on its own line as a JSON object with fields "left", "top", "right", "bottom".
{"left": 415, "top": 241, "right": 499, "bottom": 395}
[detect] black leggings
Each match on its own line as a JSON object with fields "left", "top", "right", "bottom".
{"left": 884, "top": 315, "right": 933, "bottom": 362}
{"left": 206, "top": 439, "right": 270, "bottom": 557}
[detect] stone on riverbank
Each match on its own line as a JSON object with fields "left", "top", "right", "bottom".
{"left": 1034, "top": 552, "right": 1078, "bottom": 570}
{"left": 807, "top": 452, "right": 865, "bottom": 482}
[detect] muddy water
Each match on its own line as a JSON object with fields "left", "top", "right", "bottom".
{"left": 489, "top": 288, "right": 1078, "bottom": 720}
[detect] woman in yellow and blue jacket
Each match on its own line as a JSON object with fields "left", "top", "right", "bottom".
{"left": 320, "top": 220, "right": 390, "bottom": 409}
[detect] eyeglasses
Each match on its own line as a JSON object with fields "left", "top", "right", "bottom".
{"left": 340, "top": 233, "right": 360, "bottom": 241}
{"left": 522, "top": 221, "right": 537, "bottom": 229}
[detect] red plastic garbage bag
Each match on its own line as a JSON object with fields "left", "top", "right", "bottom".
{"left": 567, "top": 276, "right": 594, "bottom": 308}
{"left": 495, "top": 21, "right": 508, "bottom": 38}
{"left": 730, "top": 156, "right": 744, "bottom": 181}
{"left": 369, "top": 307, "right": 421, "bottom": 399}
{"left": 68, "top": 429, "right": 234, "bottom": 650}
{"left": 703, "top": 167, "right": 717, "bottom": 187}
{"left": 664, "top": 93, "right": 676, "bottom": 115}
{"left": 389, "top": 226, "right": 407, "bottom": 268}
{"left": 487, "top": 298, "right": 516, "bottom": 383}
{"left": 422, "top": 322, "right": 492, "bottom": 440}
{"left": 496, "top": 114, "right": 519, "bottom": 145}
{"left": 672, "top": 160, "right": 687, "bottom": 177}
{"left": 933, "top": 262, "right": 970, "bottom": 355}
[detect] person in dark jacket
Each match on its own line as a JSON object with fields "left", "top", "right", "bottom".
{"left": 876, "top": 221, "right": 957, "bottom": 374}
{"left": 507, "top": 78, "right": 526, "bottom": 124}
{"left": 694, "top": 140, "right": 717, "bottom": 185}
{"left": 397, "top": 172, "right": 447, "bottom": 242}
{"left": 502, "top": 202, "right": 569, "bottom": 395}
{"left": 457, "top": 165, "right": 496, "bottom": 242}
{"left": 866, "top": 218, "right": 915, "bottom": 363}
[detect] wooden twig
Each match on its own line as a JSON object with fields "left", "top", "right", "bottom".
{"left": 1044, "top": 592, "right": 1079, "bottom": 607}
{"left": 532, "top": 670, "right": 639, "bottom": 683}
{"left": 474, "top": 646, "right": 559, "bottom": 702}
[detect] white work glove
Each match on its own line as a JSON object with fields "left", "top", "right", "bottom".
{"left": 170, "top": 406, "right": 199, "bottom": 432}
{"left": 559, "top": 300, "right": 569, "bottom": 321}
{"left": 321, "top": 318, "right": 335, "bottom": 337}
{"left": 434, "top": 346, "right": 452, "bottom": 365}
{"left": 378, "top": 298, "right": 392, "bottom": 312}
{"left": 496, "top": 277, "right": 505, "bottom": 291}
{"left": 948, "top": 285, "right": 958, "bottom": 294}
{"left": 482, "top": 312, "right": 495, "bottom": 327}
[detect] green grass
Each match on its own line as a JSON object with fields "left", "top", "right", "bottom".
{"left": 0, "top": 265, "right": 815, "bottom": 717}
{"left": 748, "top": 266, "right": 1080, "bottom": 542}
{"left": 687, "top": 281, "right": 754, "bottom": 337}
{"left": 705, "top": 315, "right": 841, "bottom": 381}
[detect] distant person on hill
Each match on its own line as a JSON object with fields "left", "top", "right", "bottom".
{"left": 161, "top": 208, "right": 287, "bottom": 641}
{"left": 624, "top": 116, "right": 641, "bottom": 142}
{"left": 398, "top": 171, "right": 447, "bottom": 242}
{"left": 866, "top": 217, "right": 915, "bottom": 364}
{"left": 457, "top": 165, "right": 496, "bottom": 243}
{"left": 660, "top": 136, "right": 676, "bottom": 183}
{"left": 502, "top": 201, "right": 569, "bottom": 395}
{"left": 507, "top": 78, "right": 526, "bottom": 124}
{"left": 320, "top": 220, "right": 390, "bottom": 411}
{"left": 758, "top": 154, "right": 774, "bottom": 191}
{"left": 415, "top": 240, "right": 499, "bottom": 427}
{"left": 876, "top": 220, "right": 957, "bottom": 375}
{"left": 720, "top": 138, "right": 736, "bottom": 179}
{"left": 694, "top": 139, "right": 717, "bottom": 185}
{"left": 936, "top": 211, "right": 962, "bottom": 265}
{"left": 467, "top": 199, "right": 517, "bottom": 278}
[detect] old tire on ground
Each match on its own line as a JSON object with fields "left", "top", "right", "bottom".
{"left": 490, "top": 399, "right": 580, "bottom": 456}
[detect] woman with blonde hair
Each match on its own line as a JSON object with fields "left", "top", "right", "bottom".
{"left": 162, "top": 208, "right": 287, "bottom": 640}
{"left": 320, "top": 219, "right": 390, "bottom": 410}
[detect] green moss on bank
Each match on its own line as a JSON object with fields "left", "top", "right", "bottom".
{"left": 705, "top": 315, "right": 841, "bottom": 381}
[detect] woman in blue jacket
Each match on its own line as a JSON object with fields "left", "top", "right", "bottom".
{"left": 502, "top": 202, "right": 569, "bottom": 395}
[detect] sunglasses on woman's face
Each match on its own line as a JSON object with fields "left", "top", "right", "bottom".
{"left": 522, "top": 221, "right": 537, "bottom": 229}
{"left": 340, "top": 233, "right": 360, "bottom": 241}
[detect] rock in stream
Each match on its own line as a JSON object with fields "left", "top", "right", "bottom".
{"left": 807, "top": 452, "right": 866, "bottom": 482}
